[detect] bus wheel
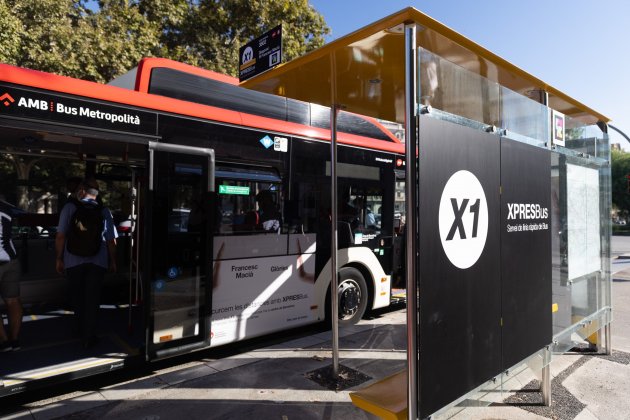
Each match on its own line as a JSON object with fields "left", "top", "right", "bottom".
{"left": 338, "top": 267, "right": 368, "bottom": 326}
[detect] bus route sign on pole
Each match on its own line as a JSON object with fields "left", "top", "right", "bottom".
{"left": 239, "top": 25, "right": 282, "bottom": 83}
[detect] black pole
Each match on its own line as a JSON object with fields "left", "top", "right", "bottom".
{"left": 609, "top": 124, "right": 630, "bottom": 144}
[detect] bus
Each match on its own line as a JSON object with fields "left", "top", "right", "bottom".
{"left": 0, "top": 57, "right": 406, "bottom": 396}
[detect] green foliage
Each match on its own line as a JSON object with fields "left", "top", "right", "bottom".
{"left": 0, "top": 0, "right": 329, "bottom": 80}
{"left": 611, "top": 149, "right": 630, "bottom": 216}
{"left": 1, "top": 0, "right": 90, "bottom": 76}
{"left": 80, "top": 0, "right": 160, "bottom": 82}
{"left": 0, "top": 153, "right": 84, "bottom": 211}
{"left": 0, "top": 1, "right": 21, "bottom": 63}
{"left": 565, "top": 127, "right": 585, "bottom": 141}
{"left": 173, "top": 0, "right": 329, "bottom": 76}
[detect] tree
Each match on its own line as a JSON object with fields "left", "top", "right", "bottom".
{"left": 611, "top": 149, "right": 630, "bottom": 218}
{"left": 1, "top": 0, "right": 329, "bottom": 80}
{"left": 0, "top": 0, "right": 93, "bottom": 77}
{"left": 0, "top": 1, "right": 21, "bottom": 63}
{"left": 144, "top": 0, "right": 330, "bottom": 76}
{"left": 79, "top": 0, "right": 161, "bottom": 83}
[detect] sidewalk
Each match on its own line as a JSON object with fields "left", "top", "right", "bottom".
{"left": 2, "top": 305, "right": 630, "bottom": 420}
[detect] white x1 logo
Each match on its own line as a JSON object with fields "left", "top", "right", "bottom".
{"left": 438, "top": 170, "right": 489, "bottom": 269}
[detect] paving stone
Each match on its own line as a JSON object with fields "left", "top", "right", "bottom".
{"left": 562, "top": 357, "right": 630, "bottom": 420}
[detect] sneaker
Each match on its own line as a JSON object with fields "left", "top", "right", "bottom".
{"left": 0, "top": 341, "right": 12, "bottom": 352}
{"left": 9, "top": 340, "right": 20, "bottom": 351}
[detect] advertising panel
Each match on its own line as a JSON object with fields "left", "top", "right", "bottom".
{"left": 551, "top": 110, "right": 566, "bottom": 147}
{"left": 417, "top": 119, "right": 556, "bottom": 417}
{"left": 210, "top": 236, "right": 317, "bottom": 346}
{"left": 566, "top": 164, "right": 601, "bottom": 280}
{"left": 418, "top": 116, "right": 501, "bottom": 418}
{"left": 500, "top": 139, "right": 552, "bottom": 368}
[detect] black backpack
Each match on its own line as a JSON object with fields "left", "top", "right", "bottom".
{"left": 66, "top": 198, "right": 104, "bottom": 257}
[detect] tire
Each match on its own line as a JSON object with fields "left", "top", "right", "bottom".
{"left": 337, "top": 267, "right": 368, "bottom": 326}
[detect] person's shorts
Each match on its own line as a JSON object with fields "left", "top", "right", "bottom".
{"left": 0, "top": 259, "right": 21, "bottom": 299}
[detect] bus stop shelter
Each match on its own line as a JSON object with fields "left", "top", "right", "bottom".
{"left": 242, "top": 7, "right": 613, "bottom": 419}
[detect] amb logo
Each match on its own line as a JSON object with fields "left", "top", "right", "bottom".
{"left": 438, "top": 170, "right": 489, "bottom": 269}
{"left": 0, "top": 93, "right": 47, "bottom": 110}
{"left": 17, "top": 97, "right": 49, "bottom": 110}
{"left": 1, "top": 92, "right": 50, "bottom": 110}
{"left": 0, "top": 93, "right": 15, "bottom": 107}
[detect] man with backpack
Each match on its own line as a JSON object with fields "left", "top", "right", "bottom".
{"left": 55, "top": 178, "right": 117, "bottom": 349}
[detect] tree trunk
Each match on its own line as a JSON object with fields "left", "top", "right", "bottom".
{"left": 6, "top": 154, "right": 41, "bottom": 211}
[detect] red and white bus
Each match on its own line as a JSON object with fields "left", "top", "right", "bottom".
{"left": 0, "top": 58, "right": 406, "bottom": 395}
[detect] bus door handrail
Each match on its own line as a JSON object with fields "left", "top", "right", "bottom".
{"left": 148, "top": 141, "right": 216, "bottom": 192}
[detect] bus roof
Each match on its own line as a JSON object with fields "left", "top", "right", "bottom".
{"left": 241, "top": 7, "right": 609, "bottom": 126}
{"left": 0, "top": 63, "right": 404, "bottom": 153}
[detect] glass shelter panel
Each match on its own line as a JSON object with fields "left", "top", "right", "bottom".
{"left": 549, "top": 117, "right": 610, "bottom": 351}
{"left": 419, "top": 48, "right": 500, "bottom": 127}
{"left": 500, "top": 87, "right": 549, "bottom": 146}
{"left": 550, "top": 152, "right": 611, "bottom": 351}
{"left": 562, "top": 115, "right": 609, "bottom": 158}
{"left": 416, "top": 45, "right": 612, "bottom": 413}
{"left": 420, "top": 48, "right": 552, "bottom": 146}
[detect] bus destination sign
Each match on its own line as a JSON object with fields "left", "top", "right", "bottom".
{"left": 0, "top": 85, "right": 157, "bottom": 136}
{"left": 239, "top": 25, "right": 282, "bottom": 82}
{"left": 219, "top": 185, "right": 250, "bottom": 195}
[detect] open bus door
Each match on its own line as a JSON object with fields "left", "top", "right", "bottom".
{"left": 145, "top": 142, "right": 215, "bottom": 360}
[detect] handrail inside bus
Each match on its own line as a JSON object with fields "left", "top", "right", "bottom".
{"left": 148, "top": 141, "right": 216, "bottom": 193}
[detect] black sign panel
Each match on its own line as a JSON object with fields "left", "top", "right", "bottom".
{"left": 0, "top": 85, "right": 157, "bottom": 136}
{"left": 418, "top": 116, "right": 501, "bottom": 418}
{"left": 500, "top": 139, "right": 552, "bottom": 368}
{"left": 239, "top": 25, "right": 282, "bottom": 82}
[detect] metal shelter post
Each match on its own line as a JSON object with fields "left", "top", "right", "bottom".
{"left": 330, "top": 53, "right": 340, "bottom": 376}
{"left": 541, "top": 361, "right": 551, "bottom": 406}
{"left": 540, "top": 88, "right": 553, "bottom": 408}
{"left": 405, "top": 23, "right": 419, "bottom": 420}
{"left": 605, "top": 323, "right": 612, "bottom": 355}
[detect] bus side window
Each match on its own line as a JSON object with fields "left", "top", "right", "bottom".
{"left": 215, "top": 165, "right": 283, "bottom": 235}
{"left": 343, "top": 192, "right": 383, "bottom": 233}
{"left": 288, "top": 181, "right": 321, "bottom": 234}
{"left": 365, "top": 195, "right": 382, "bottom": 230}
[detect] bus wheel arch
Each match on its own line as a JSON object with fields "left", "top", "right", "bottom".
{"left": 325, "top": 264, "right": 372, "bottom": 326}
{"left": 344, "top": 262, "right": 375, "bottom": 314}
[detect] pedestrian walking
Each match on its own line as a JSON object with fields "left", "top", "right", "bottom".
{"left": 55, "top": 179, "right": 118, "bottom": 349}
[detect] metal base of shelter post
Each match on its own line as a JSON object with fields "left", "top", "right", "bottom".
{"left": 592, "top": 323, "right": 612, "bottom": 355}
{"left": 541, "top": 363, "right": 551, "bottom": 407}
{"left": 596, "top": 328, "right": 604, "bottom": 354}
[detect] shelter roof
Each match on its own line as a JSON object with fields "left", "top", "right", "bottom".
{"left": 241, "top": 7, "right": 608, "bottom": 125}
